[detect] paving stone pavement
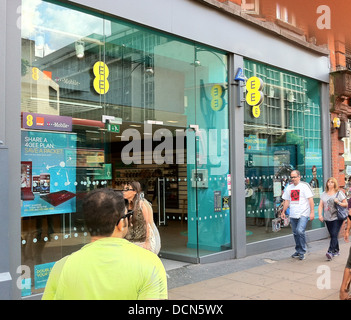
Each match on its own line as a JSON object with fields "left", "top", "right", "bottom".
{"left": 163, "top": 238, "right": 350, "bottom": 300}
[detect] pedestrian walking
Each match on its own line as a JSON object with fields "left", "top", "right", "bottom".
{"left": 42, "top": 188, "right": 167, "bottom": 300}
{"left": 123, "top": 181, "right": 161, "bottom": 254}
{"left": 281, "top": 170, "right": 314, "bottom": 260}
{"left": 318, "top": 177, "right": 348, "bottom": 260}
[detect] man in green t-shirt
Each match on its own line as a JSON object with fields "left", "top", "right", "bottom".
{"left": 42, "top": 189, "right": 167, "bottom": 300}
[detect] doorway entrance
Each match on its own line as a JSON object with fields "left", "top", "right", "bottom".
{"left": 108, "top": 120, "right": 200, "bottom": 261}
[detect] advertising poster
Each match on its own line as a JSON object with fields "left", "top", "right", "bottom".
{"left": 34, "top": 262, "right": 56, "bottom": 289}
{"left": 21, "top": 130, "right": 77, "bottom": 217}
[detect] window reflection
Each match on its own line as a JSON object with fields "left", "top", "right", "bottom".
{"left": 244, "top": 60, "right": 324, "bottom": 243}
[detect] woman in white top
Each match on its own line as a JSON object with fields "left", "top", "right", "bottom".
{"left": 318, "top": 177, "right": 347, "bottom": 260}
{"left": 122, "top": 181, "right": 160, "bottom": 254}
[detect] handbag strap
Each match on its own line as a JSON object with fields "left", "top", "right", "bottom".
{"left": 336, "top": 190, "right": 343, "bottom": 201}
{"left": 336, "top": 190, "right": 347, "bottom": 204}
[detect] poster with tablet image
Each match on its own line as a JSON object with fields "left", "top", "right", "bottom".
{"left": 21, "top": 130, "right": 77, "bottom": 217}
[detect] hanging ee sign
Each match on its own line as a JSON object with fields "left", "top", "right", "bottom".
{"left": 210, "top": 84, "right": 224, "bottom": 111}
{"left": 245, "top": 76, "right": 264, "bottom": 118}
{"left": 93, "top": 61, "right": 110, "bottom": 95}
{"left": 252, "top": 105, "right": 261, "bottom": 118}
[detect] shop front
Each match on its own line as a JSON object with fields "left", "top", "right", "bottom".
{"left": 19, "top": 0, "right": 231, "bottom": 297}
{"left": 243, "top": 60, "right": 326, "bottom": 246}
{"left": 0, "top": 0, "right": 331, "bottom": 299}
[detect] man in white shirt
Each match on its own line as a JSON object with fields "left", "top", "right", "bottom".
{"left": 281, "top": 170, "right": 315, "bottom": 260}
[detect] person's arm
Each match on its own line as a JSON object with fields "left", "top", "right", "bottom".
{"left": 139, "top": 200, "right": 151, "bottom": 250}
{"left": 308, "top": 197, "right": 315, "bottom": 220}
{"left": 340, "top": 268, "right": 351, "bottom": 300}
{"left": 334, "top": 191, "right": 347, "bottom": 211}
{"left": 340, "top": 248, "right": 351, "bottom": 300}
{"left": 345, "top": 215, "right": 351, "bottom": 242}
{"left": 334, "top": 197, "right": 348, "bottom": 207}
{"left": 281, "top": 199, "right": 289, "bottom": 219}
{"left": 318, "top": 199, "right": 324, "bottom": 222}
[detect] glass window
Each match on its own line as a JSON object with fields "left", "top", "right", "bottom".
{"left": 20, "top": 0, "right": 230, "bottom": 296}
{"left": 276, "top": 4, "right": 296, "bottom": 26}
{"left": 244, "top": 60, "right": 324, "bottom": 243}
{"left": 242, "top": 0, "right": 260, "bottom": 14}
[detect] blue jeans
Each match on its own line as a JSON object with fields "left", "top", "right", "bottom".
{"left": 290, "top": 216, "right": 309, "bottom": 255}
{"left": 325, "top": 219, "right": 344, "bottom": 254}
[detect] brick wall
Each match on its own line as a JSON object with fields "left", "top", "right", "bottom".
{"left": 259, "top": 0, "right": 276, "bottom": 21}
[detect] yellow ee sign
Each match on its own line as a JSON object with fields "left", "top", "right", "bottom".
{"left": 246, "top": 77, "right": 264, "bottom": 106}
{"left": 252, "top": 105, "right": 261, "bottom": 118}
{"left": 210, "top": 84, "right": 224, "bottom": 111}
{"left": 245, "top": 76, "right": 264, "bottom": 118}
{"left": 93, "top": 61, "right": 110, "bottom": 95}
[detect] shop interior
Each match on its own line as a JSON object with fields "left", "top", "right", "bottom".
{"left": 21, "top": 114, "right": 223, "bottom": 297}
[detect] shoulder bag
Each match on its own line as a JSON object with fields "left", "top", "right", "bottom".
{"left": 335, "top": 191, "right": 348, "bottom": 220}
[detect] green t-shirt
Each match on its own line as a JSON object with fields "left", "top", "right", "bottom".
{"left": 42, "top": 237, "right": 168, "bottom": 300}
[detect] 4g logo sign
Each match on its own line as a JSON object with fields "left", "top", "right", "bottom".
{"left": 245, "top": 77, "right": 264, "bottom": 118}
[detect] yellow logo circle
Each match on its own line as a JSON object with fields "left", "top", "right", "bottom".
{"left": 246, "top": 77, "right": 264, "bottom": 106}
{"left": 93, "top": 61, "right": 110, "bottom": 95}
{"left": 252, "top": 105, "right": 261, "bottom": 118}
{"left": 210, "top": 85, "right": 224, "bottom": 111}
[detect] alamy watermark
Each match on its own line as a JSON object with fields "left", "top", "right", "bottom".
{"left": 120, "top": 124, "right": 229, "bottom": 176}
{"left": 316, "top": 5, "right": 331, "bottom": 30}
{"left": 316, "top": 265, "right": 331, "bottom": 290}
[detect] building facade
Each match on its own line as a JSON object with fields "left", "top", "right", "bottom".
{"left": 0, "top": 0, "right": 330, "bottom": 299}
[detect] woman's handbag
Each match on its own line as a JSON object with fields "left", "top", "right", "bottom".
{"left": 335, "top": 191, "right": 348, "bottom": 220}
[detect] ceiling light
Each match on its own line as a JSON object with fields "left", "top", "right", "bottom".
{"left": 145, "top": 66, "right": 154, "bottom": 75}
{"left": 287, "top": 91, "right": 295, "bottom": 103}
{"left": 75, "top": 40, "right": 85, "bottom": 59}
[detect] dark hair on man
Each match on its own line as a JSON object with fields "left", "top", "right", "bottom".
{"left": 82, "top": 188, "right": 126, "bottom": 237}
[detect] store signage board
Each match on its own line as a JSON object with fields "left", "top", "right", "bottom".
{"left": 246, "top": 77, "right": 264, "bottom": 106}
{"left": 23, "top": 112, "right": 72, "bottom": 132}
{"left": 234, "top": 68, "right": 246, "bottom": 82}
{"left": 245, "top": 76, "right": 264, "bottom": 118}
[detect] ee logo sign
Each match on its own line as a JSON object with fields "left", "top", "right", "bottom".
{"left": 93, "top": 61, "right": 110, "bottom": 95}
{"left": 245, "top": 77, "right": 264, "bottom": 118}
{"left": 210, "top": 84, "right": 224, "bottom": 111}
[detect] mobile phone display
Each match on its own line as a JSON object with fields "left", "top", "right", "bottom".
{"left": 40, "top": 173, "right": 50, "bottom": 194}
{"left": 21, "top": 161, "right": 32, "bottom": 189}
{"left": 32, "top": 175, "right": 40, "bottom": 193}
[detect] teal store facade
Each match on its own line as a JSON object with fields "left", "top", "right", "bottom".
{"left": 0, "top": 0, "right": 331, "bottom": 299}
